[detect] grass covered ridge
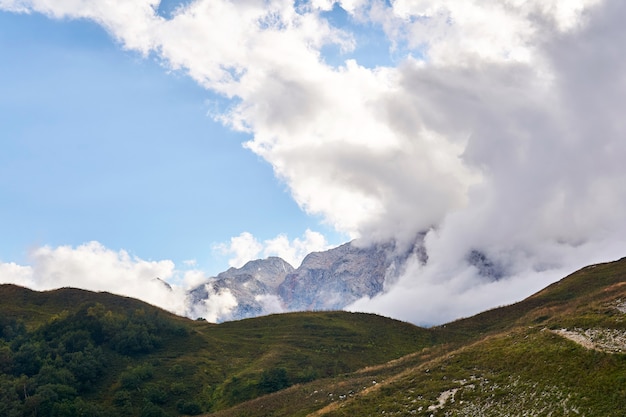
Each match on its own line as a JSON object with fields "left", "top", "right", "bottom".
{"left": 1, "top": 256, "right": 626, "bottom": 416}
{"left": 202, "top": 257, "right": 626, "bottom": 416}
{"left": 0, "top": 285, "right": 435, "bottom": 416}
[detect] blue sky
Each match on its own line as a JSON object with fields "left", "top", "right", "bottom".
{"left": 1, "top": 0, "right": 625, "bottom": 324}
{"left": 0, "top": 9, "right": 342, "bottom": 274}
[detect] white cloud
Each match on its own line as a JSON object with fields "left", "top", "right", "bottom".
{"left": 216, "top": 229, "right": 330, "bottom": 268}
{"left": 0, "top": 242, "right": 198, "bottom": 316}
{"left": 349, "top": 237, "right": 626, "bottom": 326}
{"left": 365, "top": 0, "right": 602, "bottom": 65}
{"left": 254, "top": 294, "right": 285, "bottom": 315}
{"left": 262, "top": 229, "right": 330, "bottom": 267}
{"left": 0, "top": 0, "right": 162, "bottom": 52}
{"left": 214, "top": 232, "right": 263, "bottom": 268}
{"left": 0, "top": 261, "right": 34, "bottom": 288}
{"left": 181, "top": 269, "right": 207, "bottom": 289}
{"left": 348, "top": 0, "right": 626, "bottom": 323}
{"left": 187, "top": 285, "right": 238, "bottom": 322}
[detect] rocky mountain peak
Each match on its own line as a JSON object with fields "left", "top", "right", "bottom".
{"left": 277, "top": 239, "right": 418, "bottom": 311}
{"left": 219, "top": 256, "right": 295, "bottom": 289}
{"left": 188, "top": 235, "right": 427, "bottom": 322}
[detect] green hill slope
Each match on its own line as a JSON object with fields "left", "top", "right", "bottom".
{"left": 0, "top": 284, "right": 435, "bottom": 417}
{"left": 206, "top": 257, "right": 626, "bottom": 417}
{"left": 2, "top": 257, "right": 625, "bottom": 417}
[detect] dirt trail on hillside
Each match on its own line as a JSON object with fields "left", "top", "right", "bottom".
{"left": 551, "top": 328, "right": 626, "bottom": 353}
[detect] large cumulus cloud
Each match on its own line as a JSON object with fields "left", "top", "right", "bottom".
{"left": 350, "top": 0, "right": 626, "bottom": 323}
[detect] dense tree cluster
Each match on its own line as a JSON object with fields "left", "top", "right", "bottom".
{"left": 0, "top": 303, "right": 192, "bottom": 417}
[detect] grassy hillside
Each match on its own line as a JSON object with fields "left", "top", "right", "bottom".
{"left": 2, "top": 257, "right": 625, "bottom": 417}
{"left": 206, "top": 257, "right": 626, "bottom": 416}
{"left": 0, "top": 284, "right": 435, "bottom": 417}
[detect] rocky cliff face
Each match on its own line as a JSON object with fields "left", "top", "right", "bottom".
{"left": 277, "top": 240, "right": 415, "bottom": 311}
{"left": 188, "top": 236, "right": 426, "bottom": 322}
{"left": 188, "top": 257, "right": 295, "bottom": 321}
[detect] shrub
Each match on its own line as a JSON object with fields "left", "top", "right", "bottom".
{"left": 259, "top": 367, "right": 290, "bottom": 394}
{"left": 177, "top": 399, "right": 203, "bottom": 415}
{"left": 120, "top": 364, "right": 154, "bottom": 390}
{"left": 113, "top": 390, "right": 132, "bottom": 408}
{"left": 141, "top": 402, "right": 168, "bottom": 417}
{"left": 144, "top": 383, "right": 168, "bottom": 405}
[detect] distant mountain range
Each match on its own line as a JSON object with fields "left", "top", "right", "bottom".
{"left": 188, "top": 236, "right": 427, "bottom": 321}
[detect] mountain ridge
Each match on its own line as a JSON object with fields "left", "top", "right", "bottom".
{"left": 189, "top": 237, "right": 426, "bottom": 321}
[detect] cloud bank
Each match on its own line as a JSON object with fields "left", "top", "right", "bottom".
{"left": 3, "top": 0, "right": 626, "bottom": 324}
{"left": 0, "top": 242, "right": 190, "bottom": 315}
